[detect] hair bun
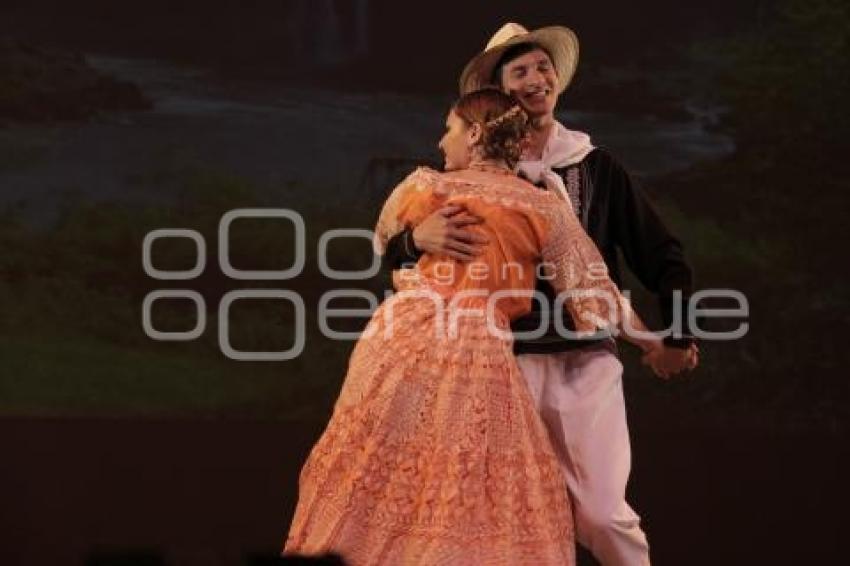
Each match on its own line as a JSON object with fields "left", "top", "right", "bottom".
{"left": 454, "top": 89, "right": 531, "bottom": 168}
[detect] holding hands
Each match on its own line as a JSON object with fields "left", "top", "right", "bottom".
{"left": 412, "top": 205, "right": 700, "bottom": 381}
{"left": 641, "top": 343, "right": 699, "bottom": 380}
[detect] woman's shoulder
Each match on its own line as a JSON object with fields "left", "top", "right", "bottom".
{"left": 399, "top": 166, "right": 442, "bottom": 190}
{"left": 396, "top": 167, "right": 567, "bottom": 223}
{"left": 441, "top": 169, "right": 563, "bottom": 209}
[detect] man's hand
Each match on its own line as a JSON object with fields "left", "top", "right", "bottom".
{"left": 412, "top": 204, "right": 489, "bottom": 262}
{"left": 642, "top": 343, "right": 699, "bottom": 380}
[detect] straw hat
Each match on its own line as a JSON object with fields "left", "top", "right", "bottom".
{"left": 459, "top": 22, "right": 579, "bottom": 95}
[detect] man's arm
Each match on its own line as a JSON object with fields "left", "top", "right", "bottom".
{"left": 382, "top": 228, "right": 421, "bottom": 271}
{"left": 380, "top": 205, "right": 488, "bottom": 272}
{"left": 601, "top": 151, "right": 698, "bottom": 348}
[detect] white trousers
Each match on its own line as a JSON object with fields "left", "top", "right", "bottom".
{"left": 516, "top": 348, "right": 651, "bottom": 566}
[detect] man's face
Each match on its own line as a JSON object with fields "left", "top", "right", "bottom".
{"left": 499, "top": 48, "right": 559, "bottom": 119}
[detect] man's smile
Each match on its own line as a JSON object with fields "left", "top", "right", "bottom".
{"left": 521, "top": 88, "right": 552, "bottom": 104}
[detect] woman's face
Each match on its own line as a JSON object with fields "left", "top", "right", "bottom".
{"left": 438, "top": 109, "right": 477, "bottom": 171}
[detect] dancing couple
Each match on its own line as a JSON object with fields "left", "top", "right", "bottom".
{"left": 284, "top": 22, "right": 699, "bottom": 566}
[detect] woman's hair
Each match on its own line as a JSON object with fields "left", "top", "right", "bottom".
{"left": 453, "top": 88, "right": 529, "bottom": 168}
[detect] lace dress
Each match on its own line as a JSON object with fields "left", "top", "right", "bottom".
{"left": 284, "top": 166, "right": 627, "bottom": 565}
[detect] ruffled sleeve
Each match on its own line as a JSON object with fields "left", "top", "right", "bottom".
{"left": 372, "top": 167, "right": 442, "bottom": 255}
{"left": 540, "top": 199, "right": 631, "bottom": 336}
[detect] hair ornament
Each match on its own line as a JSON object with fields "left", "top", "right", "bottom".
{"left": 484, "top": 105, "right": 526, "bottom": 129}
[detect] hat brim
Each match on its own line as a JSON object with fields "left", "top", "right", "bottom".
{"left": 459, "top": 26, "right": 579, "bottom": 96}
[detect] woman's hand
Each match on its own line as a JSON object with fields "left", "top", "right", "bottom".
{"left": 412, "top": 204, "right": 489, "bottom": 262}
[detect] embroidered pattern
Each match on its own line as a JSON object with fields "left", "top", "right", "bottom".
{"left": 286, "top": 166, "right": 633, "bottom": 564}
{"left": 284, "top": 295, "right": 575, "bottom": 564}
{"left": 565, "top": 167, "right": 581, "bottom": 218}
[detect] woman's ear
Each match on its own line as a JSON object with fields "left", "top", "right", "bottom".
{"left": 467, "top": 122, "right": 483, "bottom": 147}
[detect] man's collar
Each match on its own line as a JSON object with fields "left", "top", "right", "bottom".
{"left": 540, "top": 120, "right": 594, "bottom": 168}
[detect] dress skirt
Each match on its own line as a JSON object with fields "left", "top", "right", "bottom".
{"left": 284, "top": 287, "right": 575, "bottom": 565}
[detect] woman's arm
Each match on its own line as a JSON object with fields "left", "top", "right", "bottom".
{"left": 540, "top": 198, "right": 662, "bottom": 355}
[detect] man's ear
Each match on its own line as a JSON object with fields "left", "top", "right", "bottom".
{"left": 467, "top": 122, "right": 483, "bottom": 146}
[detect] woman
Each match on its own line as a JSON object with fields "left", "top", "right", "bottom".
{"left": 284, "top": 89, "right": 663, "bottom": 565}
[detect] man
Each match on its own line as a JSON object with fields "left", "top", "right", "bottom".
{"left": 381, "top": 23, "right": 699, "bottom": 565}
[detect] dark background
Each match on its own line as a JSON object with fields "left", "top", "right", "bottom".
{"left": 1, "top": 1, "right": 847, "bottom": 565}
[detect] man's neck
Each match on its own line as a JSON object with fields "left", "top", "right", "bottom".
{"left": 526, "top": 113, "right": 556, "bottom": 160}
